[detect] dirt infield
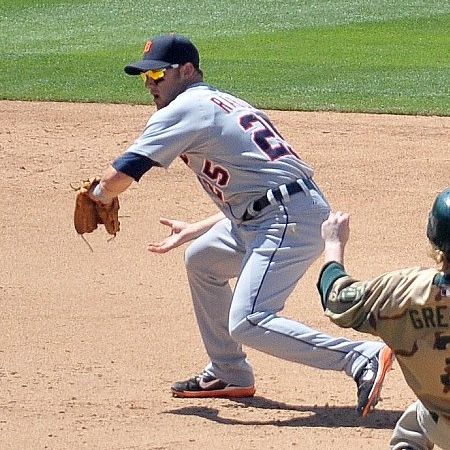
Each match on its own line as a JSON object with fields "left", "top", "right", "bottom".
{"left": 1, "top": 100, "right": 448, "bottom": 449}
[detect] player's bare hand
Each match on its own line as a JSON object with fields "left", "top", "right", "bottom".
{"left": 321, "top": 212, "right": 350, "bottom": 265}
{"left": 147, "top": 218, "right": 195, "bottom": 254}
{"left": 321, "top": 211, "right": 350, "bottom": 245}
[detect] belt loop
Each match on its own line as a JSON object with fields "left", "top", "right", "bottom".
{"left": 297, "top": 179, "right": 311, "bottom": 197}
{"left": 279, "top": 184, "right": 290, "bottom": 203}
{"left": 245, "top": 202, "right": 257, "bottom": 219}
{"left": 266, "top": 189, "right": 278, "bottom": 206}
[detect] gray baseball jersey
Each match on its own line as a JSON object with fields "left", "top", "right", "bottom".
{"left": 120, "top": 82, "right": 387, "bottom": 397}
{"left": 125, "top": 82, "right": 313, "bottom": 220}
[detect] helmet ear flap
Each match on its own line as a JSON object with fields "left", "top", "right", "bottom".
{"left": 427, "top": 188, "right": 450, "bottom": 256}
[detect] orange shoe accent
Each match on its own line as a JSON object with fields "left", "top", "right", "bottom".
{"left": 360, "top": 346, "right": 394, "bottom": 417}
{"left": 171, "top": 385, "right": 256, "bottom": 398}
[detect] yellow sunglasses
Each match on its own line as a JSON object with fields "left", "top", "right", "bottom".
{"left": 140, "top": 64, "right": 180, "bottom": 82}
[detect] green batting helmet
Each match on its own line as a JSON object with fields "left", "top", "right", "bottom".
{"left": 427, "top": 188, "right": 450, "bottom": 255}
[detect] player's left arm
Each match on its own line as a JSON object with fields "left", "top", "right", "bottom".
{"left": 317, "top": 211, "right": 375, "bottom": 331}
{"left": 318, "top": 211, "right": 351, "bottom": 308}
{"left": 89, "top": 152, "right": 159, "bottom": 204}
{"left": 317, "top": 212, "right": 429, "bottom": 335}
{"left": 90, "top": 92, "right": 211, "bottom": 205}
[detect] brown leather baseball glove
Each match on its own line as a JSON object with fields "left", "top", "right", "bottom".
{"left": 73, "top": 177, "right": 120, "bottom": 236}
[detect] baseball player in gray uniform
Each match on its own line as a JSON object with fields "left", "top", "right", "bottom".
{"left": 89, "top": 33, "right": 393, "bottom": 417}
{"left": 318, "top": 188, "right": 450, "bottom": 448}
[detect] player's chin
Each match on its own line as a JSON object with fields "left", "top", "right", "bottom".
{"left": 152, "top": 95, "right": 163, "bottom": 109}
{"left": 153, "top": 95, "right": 173, "bottom": 110}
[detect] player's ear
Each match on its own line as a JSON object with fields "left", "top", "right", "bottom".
{"left": 180, "top": 62, "right": 197, "bottom": 79}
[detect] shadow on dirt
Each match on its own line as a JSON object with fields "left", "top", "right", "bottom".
{"left": 164, "top": 396, "right": 401, "bottom": 429}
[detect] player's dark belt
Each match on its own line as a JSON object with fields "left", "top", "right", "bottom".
{"left": 243, "top": 178, "right": 317, "bottom": 221}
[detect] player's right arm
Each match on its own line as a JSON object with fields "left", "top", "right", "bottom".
{"left": 147, "top": 211, "right": 225, "bottom": 254}
{"left": 318, "top": 212, "right": 438, "bottom": 336}
{"left": 318, "top": 211, "right": 381, "bottom": 333}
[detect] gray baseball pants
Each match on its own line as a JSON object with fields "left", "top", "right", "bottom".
{"left": 184, "top": 189, "right": 384, "bottom": 387}
{"left": 390, "top": 400, "right": 450, "bottom": 450}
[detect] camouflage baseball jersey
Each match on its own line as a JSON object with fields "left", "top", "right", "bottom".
{"left": 318, "top": 262, "right": 450, "bottom": 417}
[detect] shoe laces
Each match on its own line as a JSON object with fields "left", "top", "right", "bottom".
{"left": 196, "top": 371, "right": 212, "bottom": 381}
{"left": 359, "top": 359, "right": 377, "bottom": 382}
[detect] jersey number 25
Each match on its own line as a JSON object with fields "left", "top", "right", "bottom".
{"left": 239, "top": 113, "right": 298, "bottom": 161}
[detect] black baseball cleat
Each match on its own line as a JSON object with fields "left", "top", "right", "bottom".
{"left": 171, "top": 372, "right": 256, "bottom": 398}
{"left": 355, "top": 345, "right": 394, "bottom": 417}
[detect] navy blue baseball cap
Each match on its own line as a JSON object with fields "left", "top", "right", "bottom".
{"left": 124, "top": 34, "right": 200, "bottom": 75}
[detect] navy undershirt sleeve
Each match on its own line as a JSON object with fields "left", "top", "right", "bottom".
{"left": 112, "top": 152, "right": 159, "bottom": 182}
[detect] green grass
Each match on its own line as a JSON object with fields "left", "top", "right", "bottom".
{"left": 1, "top": 0, "right": 449, "bottom": 114}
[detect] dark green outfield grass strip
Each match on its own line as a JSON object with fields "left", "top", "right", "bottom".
{"left": 1, "top": 1, "right": 449, "bottom": 114}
